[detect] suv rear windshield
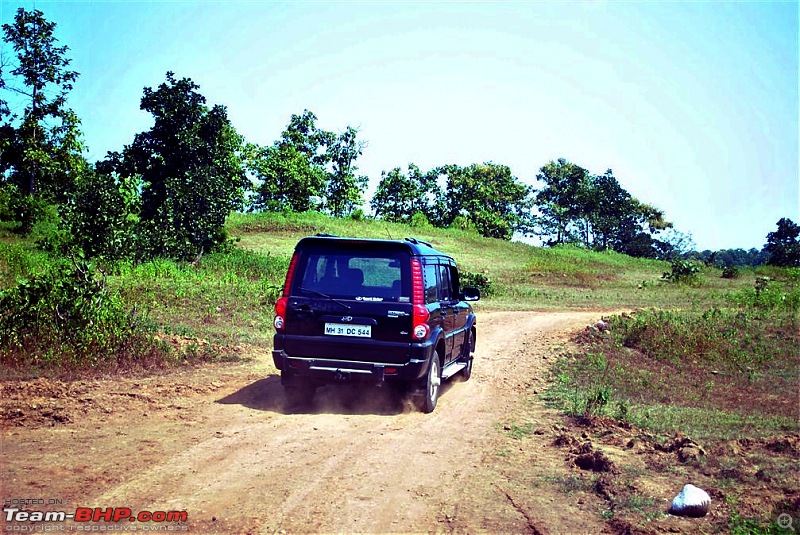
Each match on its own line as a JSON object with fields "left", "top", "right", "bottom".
{"left": 294, "top": 249, "right": 411, "bottom": 302}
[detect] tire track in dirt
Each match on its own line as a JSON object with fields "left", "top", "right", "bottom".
{"left": 4, "top": 311, "right": 606, "bottom": 534}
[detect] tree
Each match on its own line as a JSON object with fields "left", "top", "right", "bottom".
{"left": 0, "top": 8, "right": 85, "bottom": 230}
{"left": 533, "top": 158, "right": 592, "bottom": 245}
{"left": 586, "top": 170, "right": 635, "bottom": 250}
{"left": 764, "top": 218, "right": 800, "bottom": 267}
{"left": 248, "top": 110, "right": 329, "bottom": 213}
{"left": 325, "top": 126, "right": 368, "bottom": 217}
{"left": 0, "top": 54, "right": 12, "bottom": 175}
{"left": 371, "top": 164, "right": 432, "bottom": 223}
{"left": 612, "top": 199, "right": 672, "bottom": 258}
{"left": 434, "top": 163, "right": 533, "bottom": 240}
{"left": 653, "top": 229, "right": 695, "bottom": 261}
{"left": 248, "top": 110, "right": 368, "bottom": 217}
{"left": 281, "top": 109, "right": 329, "bottom": 165}
{"left": 247, "top": 141, "right": 326, "bottom": 212}
{"left": 532, "top": 160, "right": 675, "bottom": 258}
{"left": 121, "top": 72, "right": 247, "bottom": 260}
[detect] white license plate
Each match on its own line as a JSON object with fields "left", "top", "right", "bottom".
{"left": 324, "top": 323, "right": 372, "bottom": 338}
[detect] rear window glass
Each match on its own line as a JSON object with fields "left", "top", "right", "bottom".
{"left": 424, "top": 264, "right": 438, "bottom": 304}
{"left": 295, "top": 249, "right": 411, "bottom": 302}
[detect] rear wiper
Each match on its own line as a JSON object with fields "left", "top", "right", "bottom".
{"left": 298, "top": 287, "right": 351, "bottom": 310}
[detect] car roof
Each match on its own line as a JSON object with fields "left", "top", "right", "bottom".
{"left": 295, "top": 235, "right": 449, "bottom": 258}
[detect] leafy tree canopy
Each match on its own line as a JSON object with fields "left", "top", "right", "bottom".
{"left": 433, "top": 163, "right": 534, "bottom": 240}
{"left": 248, "top": 110, "right": 367, "bottom": 216}
{"left": 1, "top": 8, "right": 85, "bottom": 231}
{"left": 532, "top": 159, "right": 675, "bottom": 258}
{"left": 533, "top": 158, "right": 592, "bottom": 245}
{"left": 373, "top": 162, "right": 533, "bottom": 240}
{"left": 247, "top": 141, "right": 327, "bottom": 213}
{"left": 119, "top": 72, "right": 247, "bottom": 260}
{"left": 60, "top": 160, "right": 140, "bottom": 260}
{"left": 764, "top": 217, "right": 800, "bottom": 267}
{"left": 371, "top": 164, "right": 432, "bottom": 224}
{"left": 325, "top": 125, "right": 368, "bottom": 217}
{"left": 690, "top": 247, "right": 768, "bottom": 268}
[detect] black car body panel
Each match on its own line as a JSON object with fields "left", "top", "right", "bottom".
{"left": 272, "top": 235, "right": 479, "bottom": 411}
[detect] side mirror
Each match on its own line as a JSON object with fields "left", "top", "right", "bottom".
{"left": 461, "top": 286, "right": 481, "bottom": 302}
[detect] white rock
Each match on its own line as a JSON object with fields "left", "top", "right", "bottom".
{"left": 669, "top": 484, "right": 711, "bottom": 517}
{"left": 595, "top": 320, "right": 610, "bottom": 332}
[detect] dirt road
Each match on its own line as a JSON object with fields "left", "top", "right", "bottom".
{"left": 2, "top": 311, "right": 610, "bottom": 533}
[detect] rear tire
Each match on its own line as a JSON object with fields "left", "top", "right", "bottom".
{"left": 285, "top": 384, "right": 315, "bottom": 408}
{"left": 282, "top": 371, "right": 316, "bottom": 409}
{"left": 420, "top": 353, "right": 442, "bottom": 413}
{"left": 460, "top": 331, "right": 474, "bottom": 381}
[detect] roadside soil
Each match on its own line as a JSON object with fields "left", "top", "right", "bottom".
{"left": 1, "top": 311, "right": 796, "bottom": 534}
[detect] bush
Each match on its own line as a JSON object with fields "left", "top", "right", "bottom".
{"left": 0, "top": 184, "right": 48, "bottom": 234}
{"left": 0, "top": 258, "right": 161, "bottom": 369}
{"left": 721, "top": 266, "right": 740, "bottom": 279}
{"left": 30, "top": 203, "right": 72, "bottom": 254}
{"left": 729, "top": 278, "right": 800, "bottom": 311}
{"left": 409, "top": 211, "right": 431, "bottom": 229}
{"left": 0, "top": 184, "right": 25, "bottom": 232}
{"left": 662, "top": 259, "right": 702, "bottom": 284}
{"left": 450, "top": 215, "right": 475, "bottom": 232}
{"left": 460, "top": 271, "right": 494, "bottom": 297}
{"left": 60, "top": 169, "right": 140, "bottom": 261}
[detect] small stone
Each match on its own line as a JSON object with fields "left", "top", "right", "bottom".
{"left": 677, "top": 445, "right": 704, "bottom": 464}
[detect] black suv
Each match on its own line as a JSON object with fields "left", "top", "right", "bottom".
{"left": 272, "top": 235, "right": 480, "bottom": 412}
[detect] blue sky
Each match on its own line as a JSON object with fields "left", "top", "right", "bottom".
{"left": 2, "top": 0, "right": 797, "bottom": 251}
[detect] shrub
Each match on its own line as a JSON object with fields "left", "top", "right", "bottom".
{"left": 0, "top": 183, "right": 42, "bottom": 233}
{"left": 721, "top": 266, "right": 740, "bottom": 279}
{"left": 0, "top": 258, "right": 161, "bottom": 369}
{"left": 29, "top": 203, "right": 72, "bottom": 255}
{"left": 60, "top": 169, "right": 140, "bottom": 261}
{"left": 0, "top": 242, "right": 52, "bottom": 285}
{"left": 450, "top": 215, "right": 475, "bottom": 232}
{"left": 460, "top": 271, "right": 494, "bottom": 297}
{"left": 409, "top": 211, "right": 431, "bottom": 229}
{"left": 729, "top": 277, "right": 800, "bottom": 311}
{"left": 662, "top": 259, "right": 702, "bottom": 284}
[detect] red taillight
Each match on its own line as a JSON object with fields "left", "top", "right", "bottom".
{"left": 411, "top": 259, "right": 430, "bottom": 340}
{"left": 283, "top": 252, "right": 299, "bottom": 296}
{"left": 274, "top": 296, "right": 288, "bottom": 330}
{"left": 274, "top": 252, "right": 299, "bottom": 331}
{"left": 411, "top": 258, "right": 424, "bottom": 304}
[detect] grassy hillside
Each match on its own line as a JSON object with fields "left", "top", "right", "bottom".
{"left": 3, "top": 211, "right": 795, "bottom": 356}
{"left": 227, "top": 211, "right": 774, "bottom": 311}
{"left": 3, "top": 211, "right": 795, "bottom": 359}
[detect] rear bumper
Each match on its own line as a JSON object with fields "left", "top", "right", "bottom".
{"left": 272, "top": 334, "right": 434, "bottom": 383}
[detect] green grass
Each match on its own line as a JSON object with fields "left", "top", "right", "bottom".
{"left": 108, "top": 248, "right": 289, "bottom": 348}
{"left": 226, "top": 211, "right": 759, "bottom": 311}
{"left": 545, "top": 301, "right": 799, "bottom": 440}
{"left": 3, "top": 210, "right": 798, "bottom": 382}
